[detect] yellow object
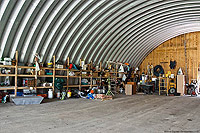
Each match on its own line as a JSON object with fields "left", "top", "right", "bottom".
{"left": 67, "top": 91, "right": 72, "bottom": 98}
{"left": 167, "top": 71, "right": 171, "bottom": 75}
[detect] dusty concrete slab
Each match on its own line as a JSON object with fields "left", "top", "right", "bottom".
{"left": 0, "top": 95, "right": 200, "bottom": 133}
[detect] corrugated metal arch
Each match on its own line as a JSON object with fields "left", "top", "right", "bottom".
{"left": 1, "top": 0, "right": 200, "bottom": 67}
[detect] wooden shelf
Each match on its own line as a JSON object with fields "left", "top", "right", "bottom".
{"left": 18, "top": 66, "right": 35, "bottom": 69}
{"left": 69, "top": 76, "right": 79, "bottom": 78}
{"left": 18, "top": 75, "right": 53, "bottom": 77}
{"left": 55, "top": 75, "right": 68, "bottom": 78}
{"left": 93, "top": 77, "right": 101, "bottom": 78}
{"left": 82, "top": 70, "right": 91, "bottom": 72}
{"left": 37, "top": 86, "right": 53, "bottom": 89}
{"left": 101, "top": 77, "right": 108, "bottom": 78}
{"left": 18, "top": 75, "right": 35, "bottom": 77}
{"left": 81, "top": 85, "right": 91, "bottom": 87}
{"left": 117, "top": 72, "right": 127, "bottom": 74}
{"left": 69, "top": 69, "right": 79, "bottom": 72}
{"left": 0, "top": 86, "right": 15, "bottom": 90}
{"left": 55, "top": 68, "right": 67, "bottom": 71}
{"left": 18, "top": 87, "right": 30, "bottom": 89}
{"left": 40, "top": 67, "right": 53, "bottom": 70}
{"left": 92, "top": 85, "right": 98, "bottom": 86}
{"left": 0, "top": 74, "right": 15, "bottom": 77}
{"left": 0, "top": 65, "right": 15, "bottom": 68}
{"left": 67, "top": 85, "right": 79, "bottom": 87}
{"left": 81, "top": 76, "right": 92, "bottom": 78}
{"left": 109, "top": 72, "right": 117, "bottom": 74}
{"left": 38, "top": 75, "right": 53, "bottom": 77}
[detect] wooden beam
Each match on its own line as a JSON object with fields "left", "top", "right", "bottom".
{"left": 15, "top": 51, "right": 18, "bottom": 96}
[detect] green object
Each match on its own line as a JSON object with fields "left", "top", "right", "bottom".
{"left": 61, "top": 92, "right": 66, "bottom": 100}
{"left": 106, "top": 77, "right": 114, "bottom": 96}
{"left": 46, "top": 73, "right": 53, "bottom": 75}
{"left": 54, "top": 78, "right": 64, "bottom": 90}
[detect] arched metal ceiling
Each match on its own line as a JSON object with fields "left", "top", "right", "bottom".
{"left": 1, "top": 0, "right": 200, "bottom": 67}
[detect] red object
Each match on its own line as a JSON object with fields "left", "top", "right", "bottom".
{"left": 90, "top": 90, "right": 94, "bottom": 94}
{"left": 37, "top": 94, "right": 48, "bottom": 98}
{"left": 69, "top": 64, "right": 73, "bottom": 69}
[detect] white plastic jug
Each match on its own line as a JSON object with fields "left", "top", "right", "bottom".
{"left": 48, "top": 89, "right": 53, "bottom": 99}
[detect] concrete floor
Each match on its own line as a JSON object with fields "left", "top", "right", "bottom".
{"left": 0, "top": 95, "right": 200, "bottom": 133}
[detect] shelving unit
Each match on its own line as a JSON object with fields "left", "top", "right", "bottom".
{"left": 0, "top": 51, "right": 55, "bottom": 96}
{"left": 0, "top": 51, "right": 129, "bottom": 97}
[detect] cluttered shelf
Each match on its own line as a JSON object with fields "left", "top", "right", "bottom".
{"left": 0, "top": 51, "right": 131, "bottom": 99}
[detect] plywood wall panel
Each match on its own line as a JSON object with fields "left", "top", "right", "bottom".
{"left": 139, "top": 32, "right": 200, "bottom": 83}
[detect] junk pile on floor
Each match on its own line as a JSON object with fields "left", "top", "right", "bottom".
{"left": 57, "top": 87, "right": 113, "bottom": 101}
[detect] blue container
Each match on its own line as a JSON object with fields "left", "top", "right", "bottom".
{"left": 10, "top": 92, "right": 23, "bottom": 96}
{"left": 17, "top": 92, "right": 23, "bottom": 96}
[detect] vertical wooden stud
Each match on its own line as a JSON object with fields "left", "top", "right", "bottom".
{"left": 53, "top": 55, "right": 55, "bottom": 93}
{"left": 15, "top": 51, "right": 18, "bottom": 97}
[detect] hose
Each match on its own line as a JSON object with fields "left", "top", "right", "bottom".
{"left": 153, "top": 65, "right": 164, "bottom": 77}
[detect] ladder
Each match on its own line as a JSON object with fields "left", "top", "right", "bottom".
{"left": 159, "top": 77, "right": 169, "bottom": 95}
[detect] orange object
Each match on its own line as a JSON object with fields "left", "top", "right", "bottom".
{"left": 37, "top": 94, "right": 48, "bottom": 98}
{"left": 125, "top": 63, "right": 129, "bottom": 66}
{"left": 90, "top": 90, "right": 94, "bottom": 94}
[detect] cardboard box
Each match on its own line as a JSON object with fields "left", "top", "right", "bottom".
{"left": 127, "top": 82, "right": 137, "bottom": 94}
{"left": 38, "top": 70, "right": 45, "bottom": 75}
{"left": 93, "top": 72, "right": 98, "bottom": 77}
{"left": 125, "top": 84, "right": 133, "bottom": 95}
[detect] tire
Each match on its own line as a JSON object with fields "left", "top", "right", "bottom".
{"left": 153, "top": 65, "right": 164, "bottom": 77}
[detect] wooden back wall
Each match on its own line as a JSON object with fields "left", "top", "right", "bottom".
{"left": 139, "top": 32, "right": 200, "bottom": 82}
